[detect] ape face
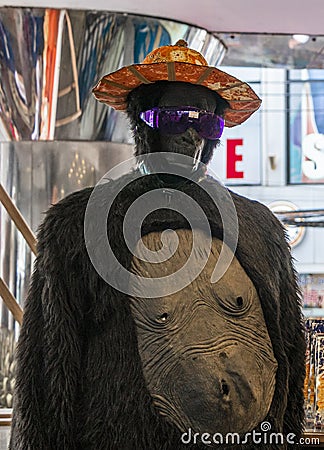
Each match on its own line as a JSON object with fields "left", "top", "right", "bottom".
{"left": 130, "top": 229, "right": 277, "bottom": 436}
{"left": 126, "top": 81, "right": 229, "bottom": 166}
{"left": 156, "top": 83, "right": 219, "bottom": 161}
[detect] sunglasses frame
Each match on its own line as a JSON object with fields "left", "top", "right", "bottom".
{"left": 139, "top": 106, "right": 224, "bottom": 140}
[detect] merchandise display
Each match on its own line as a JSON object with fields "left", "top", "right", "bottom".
{"left": 304, "top": 318, "right": 324, "bottom": 431}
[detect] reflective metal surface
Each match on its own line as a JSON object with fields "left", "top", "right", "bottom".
{"left": 0, "top": 8, "right": 226, "bottom": 142}
{"left": 0, "top": 139, "right": 134, "bottom": 230}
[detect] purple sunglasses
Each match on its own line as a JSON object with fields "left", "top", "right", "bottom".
{"left": 139, "top": 106, "right": 225, "bottom": 140}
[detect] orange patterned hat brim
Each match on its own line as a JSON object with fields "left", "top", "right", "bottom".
{"left": 92, "top": 61, "right": 261, "bottom": 127}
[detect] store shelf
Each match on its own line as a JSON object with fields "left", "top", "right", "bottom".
{"left": 303, "top": 308, "right": 324, "bottom": 318}
{"left": 0, "top": 410, "right": 11, "bottom": 427}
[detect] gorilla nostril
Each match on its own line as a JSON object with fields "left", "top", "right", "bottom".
{"left": 221, "top": 379, "right": 230, "bottom": 396}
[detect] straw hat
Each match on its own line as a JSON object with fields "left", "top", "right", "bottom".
{"left": 92, "top": 40, "right": 261, "bottom": 127}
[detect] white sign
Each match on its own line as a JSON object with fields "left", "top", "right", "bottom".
{"left": 209, "top": 110, "right": 261, "bottom": 185}
{"left": 208, "top": 66, "right": 262, "bottom": 186}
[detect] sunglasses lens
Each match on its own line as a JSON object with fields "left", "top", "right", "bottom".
{"left": 158, "top": 110, "right": 189, "bottom": 134}
{"left": 197, "top": 113, "right": 224, "bottom": 140}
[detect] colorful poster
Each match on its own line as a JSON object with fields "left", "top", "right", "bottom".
{"left": 289, "top": 69, "right": 324, "bottom": 183}
{"left": 299, "top": 274, "right": 324, "bottom": 308}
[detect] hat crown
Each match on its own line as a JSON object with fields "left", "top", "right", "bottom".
{"left": 142, "top": 40, "right": 208, "bottom": 66}
{"left": 93, "top": 40, "right": 261, "bottom": 126}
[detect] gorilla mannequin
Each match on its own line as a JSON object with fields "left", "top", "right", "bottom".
{"left": 10, "top": 41, "right": 305, "bottom": 450}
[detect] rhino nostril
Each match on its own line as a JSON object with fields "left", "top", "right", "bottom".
{"left": 219, "top": 351, "right": 228, "bottom": 359}
{"left": 221, "top": 379, "right": 230, "bottom": 396}
{"left": 236, "top": 296, "right": 244, "bottom": 307}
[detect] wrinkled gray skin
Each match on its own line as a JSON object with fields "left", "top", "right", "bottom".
{"left": 130, "top": 230, "right": 277, "bottom": 435}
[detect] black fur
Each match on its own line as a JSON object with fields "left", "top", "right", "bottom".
{"left": 10, "top": 172, "right": 305, "bottom": 449}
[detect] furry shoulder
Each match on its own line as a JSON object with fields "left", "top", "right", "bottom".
{"left": 36, "top": 187, "right": 94, "bottom": 254}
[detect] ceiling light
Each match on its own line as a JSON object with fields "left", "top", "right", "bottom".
{"left": 292, "top": 34, "right": 310, "bottom": 44}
